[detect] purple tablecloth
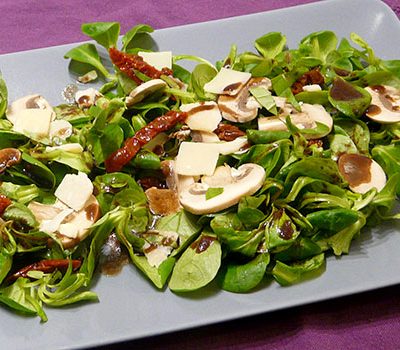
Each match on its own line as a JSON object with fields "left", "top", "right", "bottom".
{"left": 1, "top": 1, "right": 399, "bottom": 349}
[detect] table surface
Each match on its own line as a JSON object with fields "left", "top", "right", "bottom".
{"left": 1, "top": 1, "right": 399, "bottom": 349}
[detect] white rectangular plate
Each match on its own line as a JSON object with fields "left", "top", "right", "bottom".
{"left": 0, "top": 0, "right": 399, "bottom": 349}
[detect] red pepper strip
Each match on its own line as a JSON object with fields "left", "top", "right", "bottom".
{"left": 0, "top": 194, "right": 12, "bottom": 216}
{"left": 109, "top": 47, "right": 173, "bottom": 84}
{"left": 7, "top": 259, "right": 82, "bottom": 282}
{"left": 105, "top": 111, "right": 188, "bottom": 173}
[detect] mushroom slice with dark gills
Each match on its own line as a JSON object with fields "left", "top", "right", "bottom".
{"left": 6, "top": 95, "right": 56, "bottom": 141}
{"left": 258, "top": 102, "right": 333, "bottom": 140}
{"left": 75, "top": 88, "right": 102, "bottom": 109}
{"left": 218, "top": 77, "right": 272, "bottom": 123}
{"left": 161, "top": 160, "right": 196, "bottom": 196}
{"left": 338, "top": 153, "right": 386, "bottom": 194}
{"left": 125, "top": 79, "right": 167, "bottom": 106}
{"left": 6, "top": 94, "right": 74, "bottom": 144}
{"left": 6, "top": 94, "right": 54, "bottom": 125}
{"left": 28, "top": 195, "right": 100, "bottom": 249}
{"left": 179, "top": 163, "right": 266, "bottom": 215}
{"left": 364, "top": 85, "right": 400, "bottom": 123}
{"left": 28, "top": 172, "right": 100, "bottom": 248}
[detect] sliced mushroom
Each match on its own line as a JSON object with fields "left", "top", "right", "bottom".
{"left": 75, "top": 88, "right": 102, "bottom": 109}
{"left": 338, "top": 153, "right": 386, "bottom": 194}
{"left": 180, "top": 101, "right": 222, "bottom": 132}
{"left": 28, "top": 200, "right": 68, "bottom": 222}
{"left": 203, "top": 67, "right": 251, "bottom": 96}
{"left": 6, "top": 94, "right": 54, "bottom": 124}
{"left": 215, "top": 136, "right": 249, "bottom": 155}
{"left": 191, "top": 131, "right": 248, "bottom": 154}
{"left": 125, "top": 79, "right": 167, "bottom": 106}
{"left": 49, "top": 119, "right": 73, "bottom": 141}
{"left": 160, "top": 160, "right": 195, "bottom": 194}
{"left": 365, "top": 85, "right": 400, "bottom": 123}
{"left": 258, "top": 112, "right": 315, "bottom": 131}
{"left": 0, "top": 148, "right": 21, "bottom": 174}
{"left": 78, "top": 70, "right": 98, "bottom": 84}
{"left": 218, "top": 77, "right": 272, "bottom": 123}
{"left": 201, "top": 164, "right": 234, "bottom": 187}
{"left": 169, "top": 125, "right": 191, "bottom": 141}
{"left": 6, "top": 95, "right": 56, "bottom": 141}
{"left": 179, "top": 163, "right": 266, "bottom": 214}
{"left": 191, "top": 130, "right": 221, "bottom": 143}
{"left": 28, "top": 195, "right": 100, "bottom": 248}
{"left": 258, "top": 103, "right": 333, "bottom": 139}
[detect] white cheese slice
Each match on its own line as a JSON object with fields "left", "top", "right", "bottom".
{"left": 12, "top": 109, "right": 53, "bottom": 139}
{"left": 138, "top": 51, "right": 172, "bottom": 70}
{"left": 175, "top": 142, "right": 219, "bottom": 176}
{"left": 302, "top": 84, "right": 322, "bottom": 92}
{"left": 203, "top": 67, "right": 251, "bottom": 95}
{"left": 55, "top": 172, "right": 93, "bottom": 211}
{"left": 180, "top": 101, "right": 222, "bottom": 132}
{"left": 144, "top": 244, "right": 173, "bottom": 268}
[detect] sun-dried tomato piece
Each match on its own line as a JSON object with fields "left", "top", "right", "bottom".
{"left": 0, "top": 194, "right": 12, "bottom": 216}
{"left": 7, "top": 259, "right": 81, "bottom": 282}
{"left": 105, "top": 111, "right": 187, "bottom": 173}
{"left": 109, "top": 47, "right": 173, "bottom": 84}
{"left": 291, "top": 68, "right": 324, "bottom": 95}
{"left": 214, "top": 123, "right": 246, "bottom": 141}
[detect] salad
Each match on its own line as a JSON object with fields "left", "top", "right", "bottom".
{"left": 0, "top": 21, "right": 399, "bottom": 321}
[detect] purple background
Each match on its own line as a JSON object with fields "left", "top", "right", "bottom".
{"left": 1, "top": 1, "right": 400, "bottom": 349}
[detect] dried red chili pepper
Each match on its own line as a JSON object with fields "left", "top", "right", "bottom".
{"left": 291, "top": 68, "right": 324, "bottom": 95}
{"left": 7, "top": 259, "right": 81, "bottom": 282}
{"left": 105, "top": 111, "right": 187, "bottom": 173}
{"left": 0, "top": 194, "right": 12, "bottom": 216}
{"left": 214, "top": 123, "right": 246, "bottom": 141}
{"left": 109, "top": 47, "right": 173, "bottom": 84}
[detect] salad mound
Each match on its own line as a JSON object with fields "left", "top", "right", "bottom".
{"left": 0, "top": 21, "right": 399, "bottom": 321}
